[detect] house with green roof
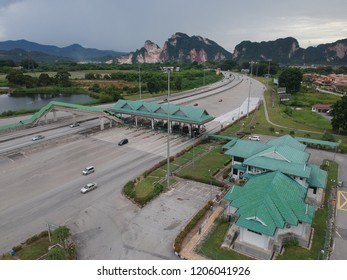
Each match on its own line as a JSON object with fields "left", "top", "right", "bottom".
{"left": 224, "top": 171, "right": 314, "bottom": 259}
{"left": 224, "top": 135, "right": 327, "bottom": 207}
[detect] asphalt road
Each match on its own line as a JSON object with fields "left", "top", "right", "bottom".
{"left": 0, "top": 72, "right": 265, "bottom": 259}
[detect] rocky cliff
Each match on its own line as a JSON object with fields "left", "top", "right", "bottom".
{"left": 233, "top": 37, "right": 347, "bottom": 65}
{"left": 117, "top": 32, "right": 231, "bottom": 64}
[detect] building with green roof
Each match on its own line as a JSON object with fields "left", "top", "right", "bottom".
{"left": 224, "top": 135, "right": 327, "bottom": 207}
{"left": 222, "top": 135, "right": 327, "bottom": 259}
{"left": 224, "top": 171, "right": 314, "bottom": 259}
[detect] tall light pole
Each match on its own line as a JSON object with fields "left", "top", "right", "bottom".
{"left": 161, "top": 66, "right": 174, "bottom": 189}
{"left": 138, "top": 63, "right": 142, "bottom": 100}
{"left": 247, "top": 61, "right": 254, "bottom": 117}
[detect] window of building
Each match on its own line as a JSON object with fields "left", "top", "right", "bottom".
{"left": 247, "top": 229, "right": 262, "bottom": 235}
{"left": 234, "top": 156, "right": 244, "bottom": 163}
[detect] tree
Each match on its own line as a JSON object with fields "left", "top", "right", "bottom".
{"left": 147, "top": 77, "right": 161, "bottom": 94}
{"left": 20, "top": 59, "right": 38, "bottom": 70}
{"left": 53, "top": 226, "right": 71, "bottom": 248}
{"left": 331, "top": 95, "right": 347, "bottom": 132}
{"left": 38, "top": 73, "right": 53, "bottom": 86}
{"left": 46, "top": 246, "right": 67, "bottom": 260}
{"left": 54, "top": 71, "right": 71, "bottom": 87}
{"left": 278, "top": 68, "right": 303, "bottom": 93}
{"left": 174, "top": 76, "right": 182, "bottom": 91}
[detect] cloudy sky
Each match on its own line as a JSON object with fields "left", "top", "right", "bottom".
{"left": 0, "top": 0, "right": 346, "bottom": 53}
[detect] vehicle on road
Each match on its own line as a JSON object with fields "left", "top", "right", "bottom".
{"left": 82, "top": 166, "right": 95, "bottom": 175}
{"left": 81, "top": 182, "right": 97, "bottom": 193}
{"left": 193, "top": 103, "right": 198, "bottom": 106}
{"left": 118, "top": 138, "right": 129, "bottom": 146}
{"left": 32, "top": 135, "right": 45, "bottom": 141}
{"left": 70, "top": 123, "right": 80, "bottom": 128}
{"left": 248, "top": 135, "right": 260, "bottom": 141}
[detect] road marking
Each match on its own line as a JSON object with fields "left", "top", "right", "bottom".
{"left": 336, "top": 229, "right": 343, "bottom": 239}
{"left": 337, "top": 191, "right": 347, "bottom": 211}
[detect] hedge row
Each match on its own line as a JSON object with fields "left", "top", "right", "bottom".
{"left": 12, "top": 230, "right": 49, "bottom": 252}
{"left": 174, "top": 203, "right": 211, "bottom": 253}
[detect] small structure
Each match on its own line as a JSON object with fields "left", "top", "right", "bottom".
{"left": 278, "top": 87, "right": 291, "bottom": 102}
{"left": 311, "top": 104, "right": 332, "bottom": 113}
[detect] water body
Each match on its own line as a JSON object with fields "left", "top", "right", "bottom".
{"left": 0, "top": 93, "right": 96, "bottom": 113}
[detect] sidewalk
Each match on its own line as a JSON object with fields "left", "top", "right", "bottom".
{"left": 179, "top": 205, "right": 224, "bottom": 260}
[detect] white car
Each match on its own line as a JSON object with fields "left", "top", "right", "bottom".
{"left": 70, "top": 123, "right": 80, "bottom": 128}
{"left": 248, "top": 135, "right": 260, "bottom": 141}
{"left": 81, "top": 182, "right": 97, "bottom": 193}
{"left": 32, "top": 135, "right": 45, "bottom": 141}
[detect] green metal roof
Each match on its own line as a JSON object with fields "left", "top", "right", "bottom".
{"left": 307, "top": 164, "right": 327, "bottom": 188}
{"left": 224, "top": 171, "right": 314, "bottom": 236}
{"left": 295, "top": 137, "right": 340, "bottom": 148}
{"left": 110, "top": 99, "right": 214, "bottom": 124}
{"left": 245, "top": 145, "right": 310, "bottom": 165}
{"left": 222, "top": 138, "right": 238, "bottom": 150}
{"left": 267, "top": 135, "right": 306, "bottom": 151}
{"left": 224, "top": 140, "right": 270, "bottom": 159}
{"left": 244, "top": 156, "right": 311, "bottom": 178}
{"left": 232, "top": 164, "right": 247, "bottom": 171}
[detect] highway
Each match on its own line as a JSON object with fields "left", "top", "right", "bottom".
{"left": 0, "top": 72, "right": 265, "bottom": 259}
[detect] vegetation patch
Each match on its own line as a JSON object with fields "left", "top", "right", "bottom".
{"left": 0, "top": 226, "right": 76, "bottom": 260}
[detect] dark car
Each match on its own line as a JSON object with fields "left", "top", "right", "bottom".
{"left": 118, "top": 138, "right": 128, "bottom": 146}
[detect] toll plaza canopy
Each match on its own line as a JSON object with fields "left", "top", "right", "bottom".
{"left": 110, "top": 99, "right": 214, "bottom": 137}
{"left": 110, "top": 99, "right": 214, "bottom": 125}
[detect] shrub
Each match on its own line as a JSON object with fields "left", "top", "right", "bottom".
{"left": 289, "top": 130, "right": 295, "bottom": 136}
{"left": 123, "top": 180, "right": 136, "bottom": 198}
{"left": 25, "top": 234, "right": 40, "bottom": 245}
{"left": 269, "top": 127, "right": 275, "bottom": 133}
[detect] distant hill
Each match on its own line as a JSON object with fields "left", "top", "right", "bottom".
{"left": 0, "top": 39, "right": 126, "bottom": 62}
{"left": 117, "top": 32, "right": 232, "bottom": 64}
{"left": 1, "top": 36, "right": 346, "bottom": 65}
{"left": 232, "top": 37, "right": 347, "bottom": 65}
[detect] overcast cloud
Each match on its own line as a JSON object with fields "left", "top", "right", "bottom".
{"left": 0, "top": 0, "right": 346, "bottom": 53}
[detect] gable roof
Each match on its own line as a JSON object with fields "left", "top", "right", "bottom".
{"left": 246, "top": 145, "right": 310, "bottom": 165}
{"left": 267, "top": 135, "right": 306, "bottom": 151}
{"left": 244, "top": 156, "right": 311, "bottom": 178}
{"left": 111, "top": 99, "right": 214, "bottom": 124}
{"left": 307, "top": 164, "right": 327, "bottom": 188}
{"left": 224, "top": 140, "right": 270, "bottom": 158}
{"left": 224, "top": 171, "right": 314, "bottom": 236}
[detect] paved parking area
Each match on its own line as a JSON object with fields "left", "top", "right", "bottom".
{"left": 70, "top": 179, "right": 222, "bottom": 260}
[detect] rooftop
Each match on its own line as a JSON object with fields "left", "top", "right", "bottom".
{"left": 225, "top": 171, "right": 314, "bottom": 236}
{"left": 110, "top": 99, "right": 214, "bottom": 125}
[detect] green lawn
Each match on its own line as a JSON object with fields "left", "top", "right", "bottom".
{"left": 177, "top": 145, "right": 230, "bottom": 180}
{"left": 197, "top": 218, "right": 253, "bottom": 260}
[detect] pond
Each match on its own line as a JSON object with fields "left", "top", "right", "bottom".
{"left": 0, "top": 93, "right": 96, "bottom": 113}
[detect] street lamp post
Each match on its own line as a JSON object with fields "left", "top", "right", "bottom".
{"left": 162, "top": 67, "right": 174, "bottom": 189}
{"left": 247, "top": 62, "right": 254, "bottom": 117}
{"left": 208, "top": 169, "right": 212, "bottom": 201}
